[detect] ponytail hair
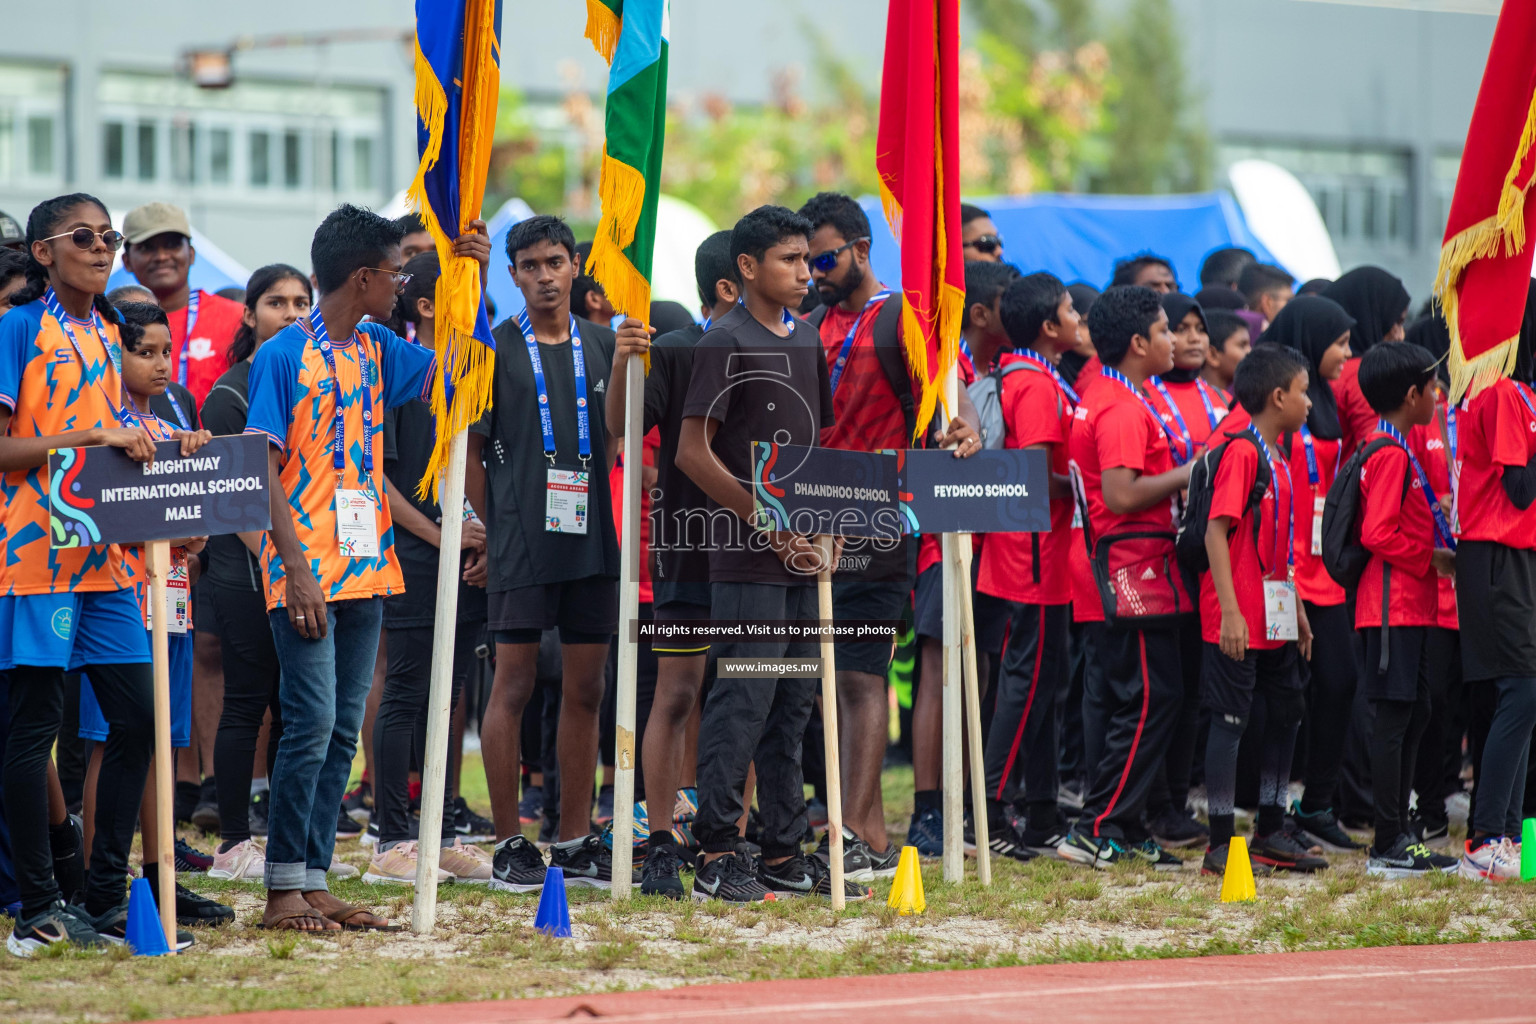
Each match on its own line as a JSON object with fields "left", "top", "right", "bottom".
{"left": 229, "top": 263, "right": 311, "bottom": 364}
{"left": 394, "top": 251, "right": 442, "bottom": 327}
{"left": 12, "top": 193, "right": 122, "bottom": 329}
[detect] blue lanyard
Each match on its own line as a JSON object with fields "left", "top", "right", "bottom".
{"left": 1101, "top": 366, "right": 1185, "bottom": 462}
{"left": 177, "top": 289, "right": 200, "bottom": 388}
{"left": 1247, "top": 426, "right": 1295, "bottom": 576}
{"left": 1013, "top": 348, "right": 1080, "bottom": 406}
{"left": 1375, "top": 420, "right": 1456, "bottom": 550}
{"left": 828, "top": 291, "right": 891, "bottom": 396}
{"left": 1149, "top": 378, "right": 1194, "bottom": 463}
{"left": 1445, "top": 403, "right": 1457, "bottom": 463}
{"left": 163, "top": 389, "right": 190, "bottom": 431}
{"left": 959, "top": 336, "right": 973, "bottom": 364}
{"left": 303, "top": 308, "right": 374, "bottom": 479}
{"left": 1193, "top": 379, "right": 1222, "bottom": 430}
{"left": 1514, "top": 381, "right": 1536, "bottom": 419}
{"left": 517, "top": 310, "right": 590, "bottom": 466}
{"left": 1296, "top": 424, "right": 1342, "bottom": 488}
{"left": 42, "top": 287, "right": 132, "bottom": 427}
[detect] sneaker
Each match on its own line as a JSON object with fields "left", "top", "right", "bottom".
{"left": 7, "top": 901, "right": 105, "bottom": 958}
{"left": 173, "top": 837, "right": 213, "bottom": 873}
{"left": 190, "top": 778, "right": 221, "bottom": 833}
{"left": 805, "top": 798, "right": 829, "bottom": 832}
{"left": 1367, "top": 834, "right": 1438, "bottom": 879}
{"left": 812, "top": 825, "right": 875, "bottom": 883}
{"left": 92, "top": 899, "right": 195, "bottom": 952}
{"left": 550, "top": 833, "right": 637, "bottom": 889}
{"left": 147, "top": 878, "right": 235, "bottom": 926}
{"left": 1410, "top": 814, "right": 1451, "bottom": 850}
{"left": 759, "top": 853, "right": 873, "bottom": 901}
{"left": 1250, "top": 829, "right": 1329, "bottom": 872}
{"left": 866, "top": 842, "right": 902, "bottom": 877}
{"left": 1148, "top": 810, "right": 1208, "bottom": 849}
{"left": 1289, "top": 804, "right": 1364, "bottom": 852}
{"left": 364, "top": 841, "right": 430, "bottom": 886}
{"left": 674, "top": 787, "right": 699, "bottom": 822}
{"left": 1057, "top": 829, "right": 1129, "bottom": 869}
{"left": 692, "top": 851, "right": 776, "bottom": 903}
{"left": 1057, "top": 781, "right": 1086, "bottom": 812}
{"left": 452, "top": 797, "right": 496, "bottom": 843}
{"left": 335, "top": 805, "right": 363, "bottom": 841}
{"left": 248, "top": 790, "right": 270, "bottom": 837}
{"left": 1132, "top": 838, "right": 1184, "bottom": 871}
{"left": 595, "top": 785, "right": 615, "bottom": 826}
{"left": 985, "top": 822, "right": 1039, "bottom": 864}
{"left": 328, "top": 855, "right": 359, "bottom": 880}
{"left": 518, "top": 785, "right": 544, "bottom": 826}
{"left": 1019, "top": 815, "right": 1072, "bottom": 857}
{"left": 1200, "top": 842, "right": 1275, "bottom": 877}
{"left": 1458, "top": 836, "right": 1521, "bottom": 882}
{"left": 362, "top": 813, "right": 418, "bottom": 848}
{"left": 208, "top": 838, "right": 265, "bottom": 882}
{"left": 490, "top": 834, "right": 547, "bottom": 893}
{"left": 905, "top": 806, "right": 944, "bottom": 859}
{"left": 438, "top": 840, "right": 492, "bottom": 884}
{"left": 640, "top": 844, "right": 686, "bottom": 900}
{"left": 342, "top": 780, "right": 373, "bottom": 824}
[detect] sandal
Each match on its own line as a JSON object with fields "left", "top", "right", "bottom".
{"left": 258, "top": 907, "right": 336, "bottom": 932}
{"left": 323, "top": 903, "right": 402, "bottom": 932}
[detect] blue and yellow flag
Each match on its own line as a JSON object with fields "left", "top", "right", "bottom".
{"left": 410, "top": 0, "right": 501, "bottom": 499}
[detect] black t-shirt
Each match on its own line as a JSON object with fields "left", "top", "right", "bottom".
{"left": 198, "top": 362, "right": 262, "bottom": 591}
{"left": 472, "top": 316, "right": 619, "bottom": 592}
{"left": 643, "top": 324, "right": 710, "bottom": 586}
{"left": 383, "top": 397, "right": 490, "bottom": 629}
{"left": 150, "top": 381, "right": 200, "bottom": 433}
{"left": 680, "top": 304, "right": 833, "bottom": 585}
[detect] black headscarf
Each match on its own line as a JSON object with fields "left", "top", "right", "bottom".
{"left": 1195, "top": 285, "right": 1245, "bottom": 311}
{"left": 1257, "top": 295, "right": 1356, "bottom": 440}
{"left": 1321, "top": 267, "right": 1410, "bottom": 356}
{"left": 1160, "top": 292, "right": 1207, "bottom": 383}
{"left": 1405, "top": 309, "right": 1452, "bottom": 386}
{"left": 1059, "top": 283, "right": 1101, "bottom": 388}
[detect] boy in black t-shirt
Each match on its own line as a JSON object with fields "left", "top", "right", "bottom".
{"left": 606, "top": 230, "right": 737, "bottom": 898}
{"left": 466, "top": 216, "right": 648, "bottom": 892}
{"left": 676, "top": 206, "right": 868, "bottom": 904}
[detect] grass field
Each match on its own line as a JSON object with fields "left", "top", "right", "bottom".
{"left": 5, "top": 755, "right": 1536, "bottom": 1023}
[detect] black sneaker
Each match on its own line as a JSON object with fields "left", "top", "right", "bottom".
{"left": 639, "top": 845, "right": 685, "bottom": 900}
{"left": 812, "top": 825, "right": 875, "bottom": 882}
{"left": 518, "top": 784, "right": 544, "bottom": 825}
{"left": 1289, "top": 804, "right": 1363, "bottom": 852}
{"left": 490, "top": 834, "right": 547, "bottom": 893}
{"left": 1200, "top": 842, "right": 1275, "bottom": 877}
{"left": 7, "top": 901, "right": 106, "bottom": 958}
{"left": 986, "top": 822, "right": 1039, "bottom": 864}
{"left": 1250, "top": 829, "right": 1329, "bottom": 872}
{"left": 1367, "top": 833, "right": 1438, "bottom": 879}
{"left": 1131, "top": 838, "right": 1184, "bottom": 871}
{"left": 866, "top": 842, "right": 902, "bottom": 878}
{"left": 1148, "top": 810, "right": 1209, "bottom": 849}
{"left": 451, "top": 797, "right": 495, "bottom": 843}
{"left": 249, "top": 790, "right": 270, "bottom": 837}
{"left": 1019, "top": 815, "right": 1071, "bottom": 857}
{"left": 147, "top": 876, "right": 235, "bottom": 926}
{"left": 1056, "top": 828, "right": 1129, "bottom": 869}
{"left": 363, "top": 814, "right": 420, "bottom": 848}
{"left": 190, "top": 778, "right": 221, "bottom": 833}
{"left": 549, "top": 833, "right": 638, "bottom": 889}
{"left": 1410, "top": 814, "right": 1451, "bottom": 850}
{"left": 174, "top": 838, "right": 213, "bottom": 873}
{"left": 91, "top": 899, "right": 195, "bottom": 952}
{"left": 759, "top": 853, "right": 873, "bottom": 901}
{"left": 335, "top": 804, "right": 363, "bottom": 840}
{"left": 692, "top": 851, "right": 776, "bottom": 903}
{"left": 342, "top": 780, "right": 373, "bottom": 825}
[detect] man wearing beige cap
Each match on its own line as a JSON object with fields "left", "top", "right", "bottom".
{"left": 122, "top": 202, "right": 242, "bottom": 406}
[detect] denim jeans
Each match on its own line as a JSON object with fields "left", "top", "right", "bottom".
{"left": 264, "top": 598, "right": 382, "bottom": 891}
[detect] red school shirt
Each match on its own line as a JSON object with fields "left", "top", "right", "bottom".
{"left": 608, "top": 427, "right": 659, "bottom": 604}
{"left": 1454, "top": 377, "right": 1536, "bottom": 550}
{"left": 1333, "top": 358, "right": 1377, "bottom": 455}
{"left": 1416, "top": 401, "right": 1457, "bottom": 629}
{"left": 1355, "top": 431, "right": 1438, "bottom": 629}
{"left": 1198, "top": 429, "right": 1294, "bottom": 651}
{"left": 1069, "top": 361, "right": 1103, "bottom": 622}
{"left": 1284, "top": 426, "right": 1346, "bottom": 607}
{"left": 1145, "top": 376, "right": 1230, "bottom": 465}
{"left": 166, "top": 289, "right": 242, "bottom": 407}
{"left": 1066, "top": 371, "right": 1181, "bottom": 544}
{"left": 977, "top": 352, "right": 1075, "bottom": 605}
{"left": 818, "top": 293, "right": 910, "bottom": 452}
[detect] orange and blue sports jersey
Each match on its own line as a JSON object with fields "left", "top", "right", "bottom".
{"left": 119, "top": 410, "right": 191, "bottom": 625}
{"left": 0, "top": 296, "right": 133, "bottom": 595}
{"left": 245, "top": 313, "right": 435, "bottom": 611}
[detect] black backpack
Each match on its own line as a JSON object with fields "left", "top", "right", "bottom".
{"left": 1320, "top": 436, "right": 1412, "bottom": 591}
{"left": 1175, "top": 430, "right": 1271, "bottom": 575}
{"left": 806, "top": 295, "right": 922, "bottom": 442}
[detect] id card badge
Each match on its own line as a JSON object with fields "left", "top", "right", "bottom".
{"left": 1263, "top": 580, "right": 1299, "bottom": 642}
{"left": 1311, "top": 494, "right": 1326, "bottom": 556}
{"left": 335, "top": 490, "right": 380, "bottom": 558}
{"left": 545, "top": 468, "right": 590, "bottom": 534}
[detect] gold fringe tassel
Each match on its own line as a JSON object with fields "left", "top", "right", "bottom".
{"left": 588, "top": 146, "right": 653, "bottom": 370}
{"left": 584, "top": 0, "right": 622, "bottom": 64}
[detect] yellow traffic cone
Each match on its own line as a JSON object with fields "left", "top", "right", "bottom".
{"left": 1220, "top": 836, "right": 1257, "bottom": 903}
{"left": 888, "top": 845, "right": 926, "bottom": 915}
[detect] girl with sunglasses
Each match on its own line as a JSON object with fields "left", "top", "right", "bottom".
{"left": 0, "top": 193, "right": 199, "bottom": 955}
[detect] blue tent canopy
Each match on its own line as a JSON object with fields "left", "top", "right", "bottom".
{"left": 860, "top": 191, "right": 1282, "bottom": 294}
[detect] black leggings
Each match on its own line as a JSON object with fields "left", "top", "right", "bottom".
{"left": 209, "top": 583, "right": 283, "bottom": 845}
{"left": 1472, "top": 676, "right": 1536, "bottom": 837}
{"left": 1371, "top": 689, "right": 1430, "bottom": 849}
{"left": 6, "top": 662, "right": 153, "bottom": 916}
{"left": 372, "top": 622, "right": 480, "bottom": 847}
{"left": 1298, "top": 601, "right": 1355, "bottom": 815}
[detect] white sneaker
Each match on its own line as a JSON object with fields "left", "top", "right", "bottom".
{"left": 328, "top": 853, "right": 360, "bottom": 880}
{"left": 207, "top": 838, "right": 265, "bottom": 882}
{"left": 1457, "top": 837, "right": 1520, "bottom": 882}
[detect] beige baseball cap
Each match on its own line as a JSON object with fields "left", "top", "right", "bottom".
{"left": 122, "top": 202, "right": 192, "bottom": 245}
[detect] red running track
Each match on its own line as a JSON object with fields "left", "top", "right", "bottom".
{"left": 165, "top": 940, "right": 1536, "bottom": 1024}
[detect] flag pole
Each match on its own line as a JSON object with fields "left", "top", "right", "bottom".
{"left": 611, "top": 357, "right": 644, "bottom": 899}
{"left": 411, "top": 428, "right": 468, "bottom": 933}
{"left": 146, "top": 540, "right": 177, "bottom": 947}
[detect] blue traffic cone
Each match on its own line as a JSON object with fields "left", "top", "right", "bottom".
{"left": 124, "top": 876, "right": 171, "bottom": 956}
{"left": 532, "top": 866, "right": 571, "bottom": 937}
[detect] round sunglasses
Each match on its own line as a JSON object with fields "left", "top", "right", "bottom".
{"left": 40, "top": 228, "right": 126, "bottom": 252}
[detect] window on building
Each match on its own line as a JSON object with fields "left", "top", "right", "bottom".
{"left": 209, "top": 128, "right": 231, "bottom": 185}
{"left": 250, "top": 130, "right": 270, "bottom": 187}
{"left": 103, "top": 122, "right": 125, "bottom": 179}
{"left": 352, "top": 137, "right": 374, "bottom": 191}
{"left": 1218, "top": 141, "right": 1413, "bottom": 252}
{"left": 137, "top": 120, "right": 157, "bottom": 181}
{"left": 171, "top": 122, "right": 197, "bottom": 185}
{"left": 26, "top": 115, "right": 54, "bottom": 176}
{"left": 282, "top": 130, "right": 301, "bottom": 189}
{"left": 330, "top": 130, "right": 340, "bottom": 191}
{"left": 0, "top": 111, "right": 13, "bottom": 182}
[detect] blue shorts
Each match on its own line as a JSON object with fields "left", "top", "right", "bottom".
{"left": 80, "top": 630, "right": 192, "bottom": 747}
{"left": 0, "top": 590, "right": 150, "bottom": 672}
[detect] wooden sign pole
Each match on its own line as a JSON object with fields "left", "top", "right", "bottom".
{"left": 145, "top": 540, "right": 177, "bottom": 948}
{"left": 817, "top": 534, "right": 846, "bottom": 910}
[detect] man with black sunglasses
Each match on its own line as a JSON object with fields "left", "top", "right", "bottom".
{"left": 961, "top": 204, "right": 1005, "bottom": 263}
{"left": 796, "top": 192, "right": 982, "bottom": 881}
